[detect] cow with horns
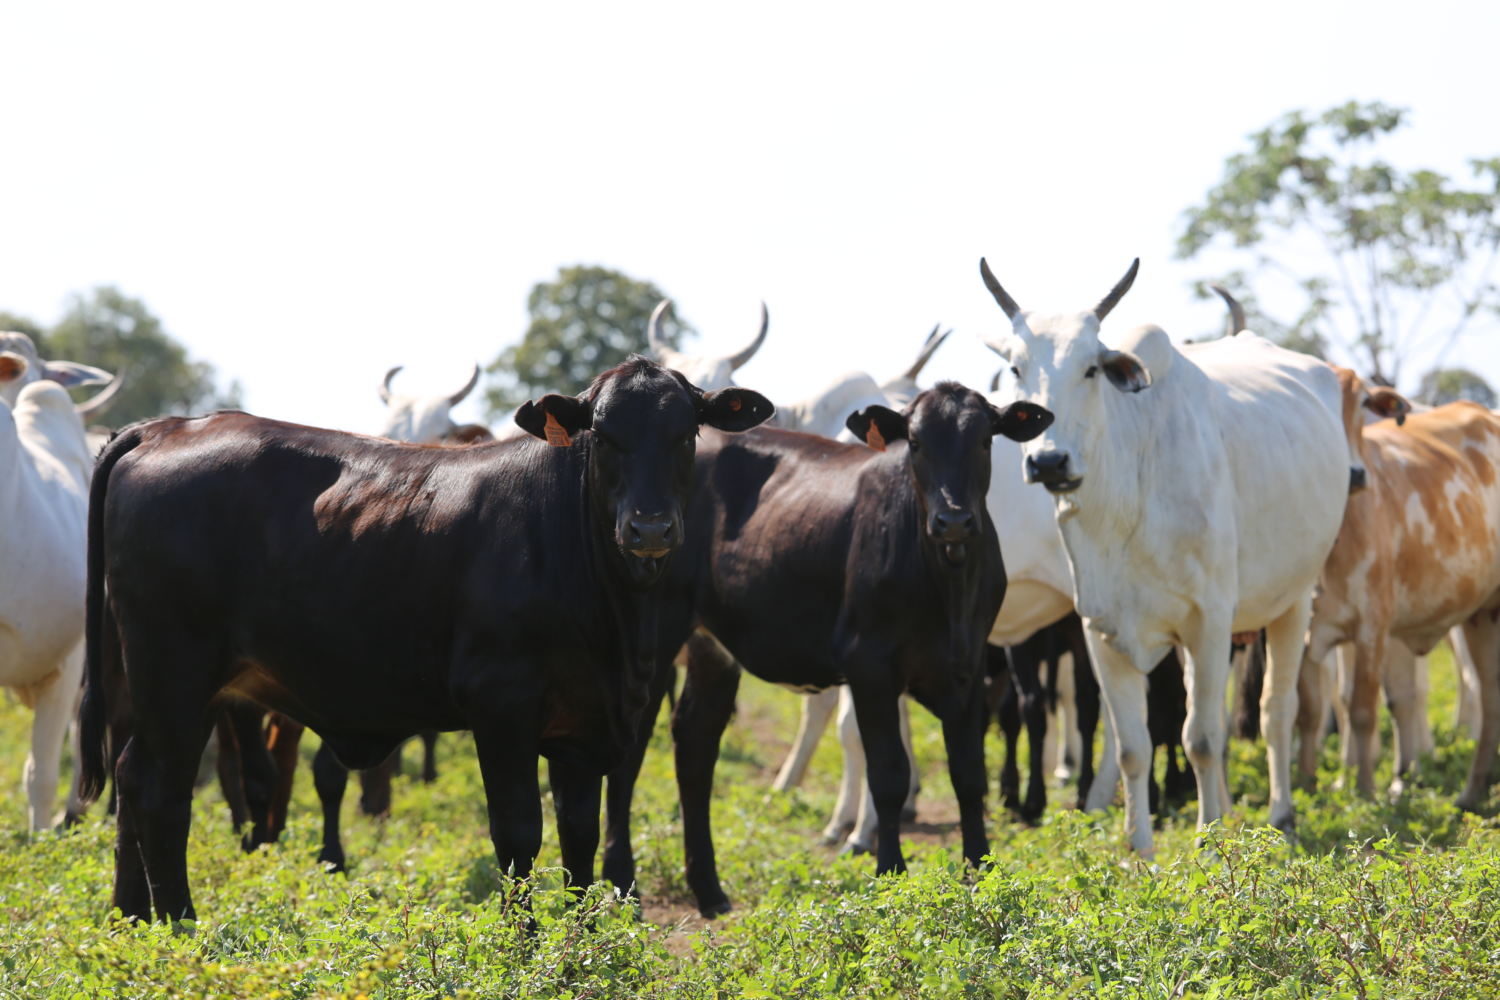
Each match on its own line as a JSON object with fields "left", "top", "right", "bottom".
{"left": 978, "top": 258, "right": 1350, "bottom": 856}
{"left": 76, "top": 357, "right": 772, "bottom": 921}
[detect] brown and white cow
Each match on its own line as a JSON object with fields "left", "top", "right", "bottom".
{"left": 1299, "top": 380, "right": 1500, "bottom": 808}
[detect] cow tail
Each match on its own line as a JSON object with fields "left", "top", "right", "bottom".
{"left": 77, "top": 427, "right": 142, "bottom": 805}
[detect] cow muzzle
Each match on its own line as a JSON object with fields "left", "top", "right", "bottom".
{"left": 928, "top": 508, "right": 977, "bottom": 565}
{"left": 620, "top": 512, "right": 680, "bottom": 579}
{"left": 1025, "top": 450, "right": 1082, "bottom": 493}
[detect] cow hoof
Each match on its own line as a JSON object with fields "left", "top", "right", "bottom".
{"left": 901, "top": 804, "right": 918, "bottom": 824}
{"left": 1387, "top": 777, "right": 1407, "bottom": 800}
{"left": 820, "top": 822, "right": 853, "bottom": 846}
{"left": 1456, "top": 793, "right": 1482, "bottom": 814}
{"left": 840, "top": 840, "right": 874, "bottom": 857}
{"left": 1270, "top": 814, "right": 1297, "bottom": 845}
{"left": 696, "top": 896, "right": 733, "bottom": 919}
{"left": 55, "top": 809, "right": 85, "bottom": 831}
{"left": 318, "top": 852, "right": 348, "bottom": 875}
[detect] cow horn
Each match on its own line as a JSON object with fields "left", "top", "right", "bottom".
{"left": 647, "top": 300, "right": 674, "bottom": 359}
{"left": 726, "top": 301, "right": 769, "bottom": 372}
{"left": 379, "top": 366, "right": 402, "bottom": 405}
{"left": 903, "top": 324, "right": 951, "bottom": 381}
{"left": 979, "top": 258, "right": 1021, "bottom": 319}
{"left": 74, "top": 375, "right": 123, "bottom": 418}
{"left": 449, "top": 363, "right": 480, "bottom": 407}
{"left": 1210, "top": 284, "right": 1247, "bottom": 336}
{"left": 1094, "top": 258, "right": 1140, "bottom": 322}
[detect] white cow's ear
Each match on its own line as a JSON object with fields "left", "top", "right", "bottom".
{"left": 1099, "top": 349, "right": 1151, "bottom": 393}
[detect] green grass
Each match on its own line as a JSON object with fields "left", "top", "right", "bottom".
{"left": 1, "top": 645, "right": 1497, "bottom": 998}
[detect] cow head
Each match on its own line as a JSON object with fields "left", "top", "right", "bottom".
{"left": 1330, "top": 365, "right": 1412, "bottom": 493}
{"left": 846, "top": 382, "right": 1052, "bottom": 566}
{"left": 0, "top": 332, "right": 115, "bottom": 412}
{"left": 376, "top": 363, "right": 482, "bottom": 444}
{"left": 978, "top": 258, "right": 1168, "bottom": 500}
{"left": 515, "top": 356, "right": 774, "bottom": 585}
{"left": 647, "top": 300, "right": 769, "bottom": 391}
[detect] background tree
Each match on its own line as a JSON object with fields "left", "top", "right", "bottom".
{"left": 0, "top": 310, "right": 47, "bottom": 341}
{"left": 1417, "top": 366, "right": 1496, "bottom": 407}
{"left": 33, "top": 286, "right": 240, "bottom": 425}
{"left": 484, "top": 265, "right": 694, "bottom": 418}
{"left": 1179, "top": 101, "right": 1500, "bottom": 385}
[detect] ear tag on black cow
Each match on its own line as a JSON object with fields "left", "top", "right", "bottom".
{"left": 866, "top": 423, "right": 886, "bottom": 452}
{"left": 728, "top": 397, "right": 743, "bottom": 412}
{"left": 543, "top": 411, "right": 572, "bottom": 447}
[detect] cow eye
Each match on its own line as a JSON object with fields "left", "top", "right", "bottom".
{"left": 908, "top": 438, "right": 921, "bottom": 453}
{"left": 1084, "top": 365, "right": 1099, "bottom": 379}
{"left": 1009, "top": 365, "right": 1020, "bottom": 379}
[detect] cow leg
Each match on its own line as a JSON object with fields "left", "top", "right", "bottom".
{"left": 1088, "top": 635, "right": 1153, "bottom": 856}
{"left": 1456, "top": 611, "right": 1500, "bottom": 812}
{"left": 848, "top": 677, "right": 910, "bottom": 875}
{"left": 264, "top": 714, "right": 304, "bottom": 841}
{"left": 420, "top": 731, "right": 439, "bottom": 784}
{"left": 473, "top": 714, "right": 545, "bottom": 882}
{"left": 1010, "top": 645, "right": 1048, "bottom": 822}
{"left": 224, "top": 703, "right": 275, "bottom": 850}
{"left": 1232, "top": 635, "right": 1265, "bottom": 741}
{"left": 1262, "top": 597, "right": 1312, "bottom": 839}
{"left": 773, "top": 688, "right": 837, "bottom": 792}
{"left": 1382, "top": 640, "right": 1422, "bottom": 797}
{"left": 673, "top": 645, "right": 740, "bottom": 917}
{"left": 1346, "top": 631, "right": 1389, "bottom": 798}
{"left": 1452, "top": 627, "right": 1483, "bottom": 739}
{"left": 312, "top": 743, "right": 350, "bottom": 872}
{"left": 1411, "top": 651, "right": 1435, "bottom": 757}
{"left": 602, "top": 668, "right": 671, "bottom": 898}
{"left": 942, "top": 684, "right": 991, "bottom": 868}
{"left": 993, "top": 658, "right": 1023, "bottom": 812}
{"left": 1084, "top": 712, "right": 1119, "bottom": 812}
{"left": 25, "top": 655, "right": 79, "bottom": 832}
{"left": 1294, "top": 649, "right": 1326, "bottom": 786}
{"left": 214, "top": 710, "right": 250, "bottom": 833}
{"left": 549, "top": 758, "right": 601, "bottom": 890}
{"left": 823, "top": 687, "right": 864, "bottom": 844}
{"left": 1071, "top": 634, "right": 1100, "bottom": 808}
{"left": 358, "top": 753, "right": 395, "bottom": 818}
{"left": 898, "top": 695, "right": 920, "bottom": 821}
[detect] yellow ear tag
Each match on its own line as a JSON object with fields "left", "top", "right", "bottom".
{"left": 866, "top": 423, "right": 886, "bottom": 452}
{"left": 543, "top": 410, "right": 572, "bottom": 447}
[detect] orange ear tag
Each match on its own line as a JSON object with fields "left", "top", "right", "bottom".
{"left": 866, "top": 423, "right": 886, "bottom": 452}
{"left": 728, "top": 397, "right": 743, "bottom": 412}
{"left": 543, "top": 410, "right": 572, "bottom": 447}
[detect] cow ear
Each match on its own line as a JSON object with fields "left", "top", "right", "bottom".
{"left": 515, "top": 393, "right": 592, "bottom": 446}
{"left": 1364, "top": 387, "right": 1412, "bottom": 426}
{"left": 989, "top": 401, "right": 1053, "bottom": 442}
{"left": 0, "top": 352, "right": 28, "bottom": 383}
{"left": 846, "top": 405, "right": 907, "bottom": 452}
{"left": 1099, "top": 348, "right": 1151, "bottom": 393}
{"left": 699, "top": 387, "right": 775, "bottom": 432}
{"left": 42, "top": 360, "right": 114, "bottom": 388}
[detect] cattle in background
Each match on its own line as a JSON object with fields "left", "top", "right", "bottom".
{"left": 75, "top": 358, "right": 772, "bottom": 921}
{"left": 0, "top": 343, "right": 116, "bottom": 830}
{"left": 980, "top": 258, "right": 1350, "bottom": 856}
{"left": 646, "top": 300, "right": 768, "bottom": 393}
{"left": 375, "top": 363, "right": 483, "bottom": 444}
{"left": 1297, "top": 384, "right": 1500, "bottom": 807}
{"left": 605, "top": 383, "right": 1052, "bottom": 916}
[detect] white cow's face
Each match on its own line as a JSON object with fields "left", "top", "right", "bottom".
{"left": 977, "top": 259, "right": 1151, "bottom": 501}
{"left": 645, "top": 300, "right": 768, "bottom": 393}
{"left": 376, "top": 363, "right": 481, "bottom": 444}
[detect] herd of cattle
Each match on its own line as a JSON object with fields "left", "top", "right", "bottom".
{"left": 2, "top": 259, "right": 1498, "bottom": 924}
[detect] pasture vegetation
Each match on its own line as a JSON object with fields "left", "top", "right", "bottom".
{"left": 1, "top": 647, "right": 1497, "bottom": 999}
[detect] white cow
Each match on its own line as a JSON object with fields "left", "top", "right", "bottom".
{"left": 1, "top": 345, "right": 110, "bottom": 830}
{"left": 376, "top": 363, "right": 484, "bottom": 443}
{"left": 979, "top": 258, "right": 1350, "bottom": 856}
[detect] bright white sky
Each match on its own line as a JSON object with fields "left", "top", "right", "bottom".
{"left": 3, "top": 1, "right": 1497, "bottom": 434}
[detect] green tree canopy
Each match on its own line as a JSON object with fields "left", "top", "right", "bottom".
{"left": 14, "top": 286, "right": 240, "bottom": 425}
{"left": 1417, "top": 366, "right": 1496, "bottom": 407}
{"left": 1179, "top": 101, "right": 1500, "bottom": 384}
{"left": 484, "top": 265, "right": 695, "bottom": 418}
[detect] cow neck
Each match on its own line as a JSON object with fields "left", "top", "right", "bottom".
{"left": 1061, "top": 388, "right": 1151, "bottom": 538}
{"left": 578, "top": 433, "right": 660, "bottom": 740}
{"left": 890, "top": 454, "right": 987, "bottom": 694}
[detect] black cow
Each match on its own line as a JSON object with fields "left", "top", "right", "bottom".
{"left": 601, "top": 383, "right": 1052, "bottom": 916}
{"left": 75, "top": 358, "right": 772, "bottom": 922}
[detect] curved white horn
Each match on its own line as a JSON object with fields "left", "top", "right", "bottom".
{"left": 379, "top": 366, "right": 402, "bottom": 405}
{"left": 1210, "top": 285, "right": 1247, "bottom": 336}
{"left": 449, "top": 363, "right": 480, "bottom": 406}
{"left": 74, "top": 375, "right": 123, "bottom": 418}
{"left": 903, "top": 323, "right": 951, "bottom": 381}
{"left": 647, "top": 300, "right": 673, "bottom": 359}
{"left": 979, "top": 258, "right": 1022, "bottom": 319}
{"left": 1094, "top": 258, "right": 1140, "bottom": 322}
{"left": 726, "top": 302, "right": 770, "bottom": 372}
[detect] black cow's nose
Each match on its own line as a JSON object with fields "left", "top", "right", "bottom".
{"left": 932, "top": 509, "right": 976, "bottom": 542}
{"left": 628, "top": 514, "right": 675, "bottom": 554}
{"left": 1025, "top": 451, "right": 1069, "bottom": 482}
{"left": 1348, "top": 466, "right": 1367, "bottom": 493}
